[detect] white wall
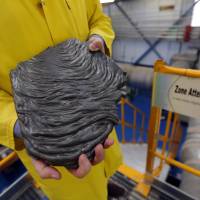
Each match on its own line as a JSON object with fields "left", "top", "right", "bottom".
{"left": 103, "top": 0, "right": 194, "bottom": 66}
{"left": 112, "top": 37, "right": 189, "bottom": 65}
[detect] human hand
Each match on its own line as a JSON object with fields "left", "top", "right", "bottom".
{"left": 88, "top": 35, "right": 105, "bottom": 54}
{"left": 31, "top": 137, "right": 114, "bottom": 179}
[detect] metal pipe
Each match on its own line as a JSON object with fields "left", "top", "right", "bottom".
{"left": 117, "top": 63, "right": 153, "bottom": 89}
{"left": 0, "top": 152, "right": 17, "bottom": 170}
{"left": 180, "top": 118, "right": 200, "bottom": 199}
{"left": 154, "top": 152, "right": 200, "bottom": 177}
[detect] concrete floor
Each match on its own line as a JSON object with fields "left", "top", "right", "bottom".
{"left": 121, "top": 143, "right": 170, "bottom": 181}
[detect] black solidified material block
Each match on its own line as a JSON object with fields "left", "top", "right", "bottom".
{"left": 10, "top": 39, "right": 127, "bottom": 169}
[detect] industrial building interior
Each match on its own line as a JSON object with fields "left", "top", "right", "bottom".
{"left": 1, "top": 0, "right": 200, "bottom": 199}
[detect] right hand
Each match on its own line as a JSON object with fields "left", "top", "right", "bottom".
{"left": 15, "top": 118, "right": 114, "bottom": 179}
{"left": 32, "top": 137, "right": 114, "bottom": 180}
{"left": 31, "top": 154, "right": 92, "bottom": 180}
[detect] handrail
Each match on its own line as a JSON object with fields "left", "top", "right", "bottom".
{"left": 0, "top": 152, "right": 18, "bottom": 170}
{"left": 119, "top": 97, "right": 146, "bottom": 143}
{"left": 135, "top": 60, "right": 200, "bottom": 197}
{"left": 155, "top": 60, "right": 200, "bottom": 77}
{"left": 154, "top": 152, "right": 200, "bottom": 177}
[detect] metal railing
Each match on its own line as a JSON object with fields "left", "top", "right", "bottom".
{"left": 119, "top": 97, "right": 146, "bottom": 143}
{"left": 135, "top": 60, "right": 200, "bottom": 197}
{"left": 0, "top": 150, "right": 17, "bottom": 170}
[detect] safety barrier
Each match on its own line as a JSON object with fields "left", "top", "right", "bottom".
{"left": 119, "top": 97, "right": 146, "bottom": 143}
{"left": 135, "top": 60, "right": 200, "bottom": 197}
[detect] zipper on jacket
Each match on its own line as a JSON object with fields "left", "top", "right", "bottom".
{"left": 65, "top": 0, "right": 71, "bottom": 10}
{"left": 64, "top": 0, "right": 79, "bottom": 38}
{"left": 40, "top": 0, "right": 55, "bottom": 45}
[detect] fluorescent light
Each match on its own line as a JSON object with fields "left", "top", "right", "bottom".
{"left": 100, "top": 0, "right": 115, "bottom": 4}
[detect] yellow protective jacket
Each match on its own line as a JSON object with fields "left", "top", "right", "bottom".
{"left": 0, "top": 1, "right": 123, "bottom": 199}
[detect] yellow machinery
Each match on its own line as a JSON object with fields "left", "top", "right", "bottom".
{"left": 118, "top": 60, "right": 200, "bottom": 198}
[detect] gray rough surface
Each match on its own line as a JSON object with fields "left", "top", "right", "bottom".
{"left": 10, "top": 39, "right": 127, "bottom": 169}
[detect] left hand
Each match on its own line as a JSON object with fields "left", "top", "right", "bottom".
{"left": 88, "top": 35, "right": 105, "bottom": 54}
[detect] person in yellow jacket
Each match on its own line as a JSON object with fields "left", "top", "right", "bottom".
{"left": 0, "top": 0, "right": 123, "bottom": 200}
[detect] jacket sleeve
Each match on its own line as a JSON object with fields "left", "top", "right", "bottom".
{"left": 87, "top": 1, "right": 122, "bottom": 177}
{"left": 104, "top": 129, "right": 123, "bottom": 177}
{"left": 87, "top": 0, "right": 115, "bottom": 55}
{"left": 0, "top": 89, "right": 18, "bottom": 150}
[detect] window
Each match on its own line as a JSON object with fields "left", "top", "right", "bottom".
{"left": 100, "top": 0, "right": 115, "bottom": 3}
{"left": 191, "top": 0, "right": 200, "bottom": 27}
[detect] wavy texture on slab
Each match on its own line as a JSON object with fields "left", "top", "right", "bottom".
{"left": 10, "top": 39, "right": 127, "bottom": 169}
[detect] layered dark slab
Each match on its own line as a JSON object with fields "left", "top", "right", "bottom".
{"left": 10, "top": 39, "right": 127, "bottom": 169}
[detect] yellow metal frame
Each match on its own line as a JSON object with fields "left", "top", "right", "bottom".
{"left": 135, "top": 60, "right": 200, "bottom": 197}
{"left": 0, "top": 152, "right": 18, "bottom": 170}
{"left": 119, "top": 60, "right": 200, "bottom": 197}
{"left": 154, "top": 60, "right": 200, "bottom": 77}
{"left": 119, "top": 97, "right": 146, "bottom": 143}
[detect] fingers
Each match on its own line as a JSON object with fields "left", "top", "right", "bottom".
{"left": 93, "top": 144, "right": 105, "bottom": 165}
{"left": 31, "top": 138, "right": 114, "bottom": 179}
{"left": 92, "top": 138, "right": 114, "bottom": 165}
{"left": 89, "top": 40, "right": 102, "bottom": 51}
{"left": 69, "top": 140, "right": 113, "bottom": 178}
{"left": 104, "top": 138, "right": 114, "bottom": 149}
{"left": 69, "top": 154, "right": 91, "bottom": 178}
{"left": 31, "top": 136, "right": 114, "bottom": 180}
{"left": 32, "top": 158, "right": 61, "bottom": 180}
{"left": 88, "top": 37, "right": 105, "bottom": 53}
